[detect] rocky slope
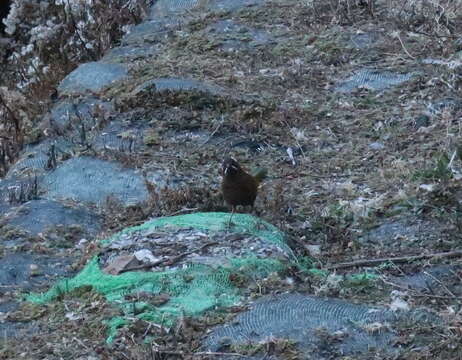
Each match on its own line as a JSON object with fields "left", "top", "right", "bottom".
{"left": 1, "top": 0, "right": 462, "bottom": 359}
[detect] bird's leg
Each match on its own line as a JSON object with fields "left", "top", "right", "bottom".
{"left": 227, "top": 206, "right": 236, "bottom": 229}
{"left": 249, "top": 204, "right": 264, "bottom": 230}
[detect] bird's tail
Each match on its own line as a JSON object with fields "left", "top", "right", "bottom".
{"left": 252, "top": 168, "right": 268, "bottom": 184}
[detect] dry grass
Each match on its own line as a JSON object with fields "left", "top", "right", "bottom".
{"left": 0, "top": 0, "right": 151, "bottom": 174}
{"left": 3, "top": 0, "right": 462, "bottom": 358}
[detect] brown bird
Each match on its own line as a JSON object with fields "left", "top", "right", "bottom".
{"left": 221, "top": 158, "right": 267, "bottom": 219}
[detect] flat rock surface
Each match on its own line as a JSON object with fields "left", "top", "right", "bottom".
{"left": 204, "top": 293, "right": 432, "bottom": 358}
{"left": 149, "top": 0, "right": 266, "bottom": 17}
{"left": 335, "top": 69, "right": 414, "bottom": 92}
{"left": 0, "top": 252, "right": 73, "bottom": 290}
{"left": 2, "top": 0, "right": 462, "bottom": 357}
{"left": 0, "top": 253, "right": 73, "bottom": 338}
{"left": 133, "top": 77, "right": 225, "bottom": 95}
{"left": 5, "top": 139, "right": 74, "bottom": 180}
{"left": 42, "top": 157, "right": 149, "bottom": 206}
{"left": 205, "top": 19, "right": 273, "bottom": 51}
{"left": 49, "top": 96, "right": 114, "bottom": 128}
{"left": 122, "top": 18, "right": 176, "bottom": 44}
{"left": 58, "top": 62, "right": 128, "bottom": 95}
{"left": 390, "top": 265, "right": 462, "bottom": 294}
{"left": 102, "top": 44, "right": 161, "bottom": 63}
{"left": 2, "top": 199, "right": 101, "bottom": 238}
{"left": 359, "top": 218, "right": 447, "bottom": 248}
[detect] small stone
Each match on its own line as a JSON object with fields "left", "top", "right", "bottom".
{"left": 419, "top": 184, "right": 436, "bottom": 192}
{"left": 77, "top": 238, "right": 88, "bottom": 250}
{"left": 454, "top": 37, "right": 462, "bottom": 51}
{"left": 58, "top": 62, "right": 128, "bottom": 95}
{"left": 415, "top": 114, "right": 430, "bottom": 129}
{"left": 65, "top": 312, "right": 82, "bottom": 321}
{"left": 217, "top": 336, "right": 233, "bottom": 349}
{"left": 306, "top": 244, "right": 321, "bottom": 256}
{"left": 390, "top": 299, "right": 410, "bottom": 312}
{"left": 143, "top": 129, "right": 161, "bottom": 146}
{"left": 29, "top": 264, "right": 40, "bottom": 276}
{"left": 134, "top": 249, "right": 159, "bottom": 263}
{"left": 0, "top": 312, "right": 7, "bottom": 321}
{"left": 369, "top": 142, "right": 385, "bottom": 150}
{"left": 151, "top": 293, "right": 170, "bottom": 306}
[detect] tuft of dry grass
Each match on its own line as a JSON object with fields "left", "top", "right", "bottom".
{"left": 0, "top": 0, "right": 151, "bottom": 174}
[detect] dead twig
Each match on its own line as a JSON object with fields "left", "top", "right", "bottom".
{"left": 381, "top": 278, "right": 462, "bottom": 301}
{"left": 119, "top": 241, "right": 219, "bottom": 273}
{"left": 0, "top": 93, "right": 21, "bottom": 134}
{"left": 198, "top": 115, "right": 224, "bottom": 147}
{"left": 423, "top": 270, "right": 458, "bottom": 299}
{"left": 169, "top": 207, "right": 199, "bottom": 216}
{"left": 326, "top": 250, "right": 462, "bottom": 270}
{"left": 412, "top": 30, "right": 457, "bottom": 39}
{"left": 154, "top": 350, "right": 248, "bottom": 357}
{"left": 392, "top": 31, "right": 416, "bottom": 60}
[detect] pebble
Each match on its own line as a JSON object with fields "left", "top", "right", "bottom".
{"left": 369, "top": 142, "right": 385, "bottom": 150}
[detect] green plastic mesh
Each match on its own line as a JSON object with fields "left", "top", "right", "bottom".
{"left": 27, "top": 212, "right": 291, "bottom": 341}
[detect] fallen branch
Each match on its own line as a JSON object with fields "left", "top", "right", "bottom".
{"left": 119, "top": 241, "right": 219, "bottom": 273}
{"left": 198, "top": 115, "right": 224, "bottom": 147}
{"left": 381, "top": 278, "right": 462, "bottom": 301}
{"left": 393, "top": 31, "right": 416, "bottom": 60}
{"left": 155, "top": 350, "right": 247, "bottom": 357}
{"left": 326, "top": 250, "right": 462, "bottom": 270}
{"left": 169, "top": 207, "right": 199, "bottom": 216}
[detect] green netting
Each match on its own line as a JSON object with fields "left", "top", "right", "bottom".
{"left": 27, "top": 212, "right": 292, "bottom": 341}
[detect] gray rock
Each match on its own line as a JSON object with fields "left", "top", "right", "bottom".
{"left": 125, "top": 0, "right": 267, "bottom": 45}
{"left": 204, "top": 293, "right": 410, "bottom": 358}
{"left": 359, "top": 219, "right": 445, "bottom": 248}
{"left": 415, "top": 114, "right": 430, "bottom": 129}
{"left": 145, "top": 169, "right": 182, "bottom": 189}
{"left": 149, "top": 0, "right": 265, "bottom": 17}
{"left": 0, "top": 176, "right": 40, "bottom": 205}
{"left": 3, "top": 199, "right": 101, "bottom": 238}
{"left": 50, "top": 96, "right": 113, "bottom": 128}
{"left": 6, "top": 139, "right": 73, "bottom": 180}
{"left": 133, "top": 77, "right": 224, "bottom": 96}
{"left": 206, "top": 19, "right": 273, "bottom": 51}
{"left": 122, "top": 19, "right": 176, "bottom": 45}
{"left": 335, "top": 69, "right": 413, "bottom": 93}
{"left": 360, "top": 221, "right": 418, "bottom": 246}
{"left": 102, "top": 44, "right": 160, "bottom": 62}
{"left": 0, "top": 253, "right": 73, "bottom": 337}
{"left": 6, "top": 147, "right": 48, "bottom": 179}
{"left": 42, "top": 157, "right": 149, "bottom": 206}
{"left": 427, "top": 97, "right": 462, "bottom": 115}
{"left": 150, "top": 0, "right": 201, "bottom": 17}
{"left": 0, "top": 253, "right": 73, "bottom": 290}
{"left": 454, "top": 37, "right": 462, "bottom": 51}
{"left": 390, "top": 265, "right": 462, "bottom": 294}
{"left": 58, "top": 62, "right": 128, "bottom": 95}
{"left": 348, "top": 32, "right": 380, "bottom": 49}
{"left": 0, "top": 301, "right": 39, "bottom": 339}
{"left": 369, "top": 142, "right": 385, "bottom": 150}
{"left": 91, "top": 120, "right": 145, "bottom": 153}
{"left": 208, "top": 0, "right": 265, "bottom": 12}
